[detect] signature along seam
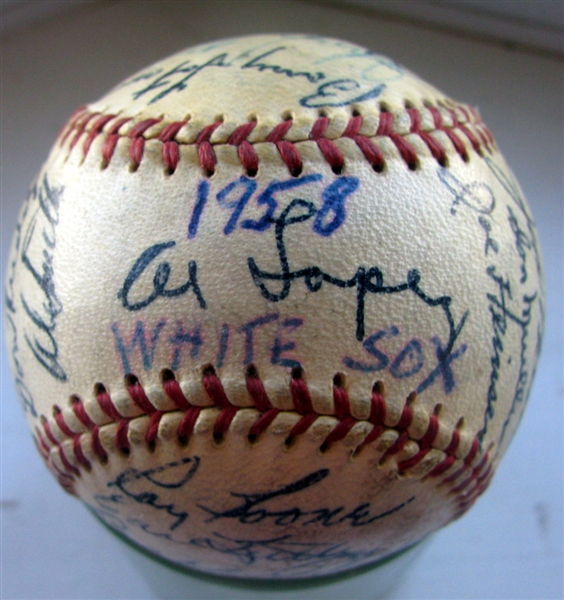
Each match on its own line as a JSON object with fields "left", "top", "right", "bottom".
{"left": 58, "top": 103, "right": 495, "bottom": 176}
{"left": 37, "top": 100, "right": 497, "bottom": 519}
{"left": 35, "top": 98, "right": 497, "bottom": 524}
{"left": 36, "top": 365, "right": 493, "bottom": 519}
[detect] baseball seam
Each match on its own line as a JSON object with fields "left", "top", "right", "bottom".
{"left": 36, "top": 365, "right": 493, "bottom": 517}
{"left": 58, "top": 103, "right": 494, "bottom": 176}
{"left": 45, "top": 101, "right": 496, "bottom": 517}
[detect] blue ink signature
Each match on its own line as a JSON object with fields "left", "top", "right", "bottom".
{"left": 187, "top": 174, "right": 358, "bottom": 240}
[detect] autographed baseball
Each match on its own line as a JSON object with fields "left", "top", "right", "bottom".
{"left": 5, "top": 34, "right": 544, "bottom": 579}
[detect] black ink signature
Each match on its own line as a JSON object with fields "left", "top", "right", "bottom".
{"left": 89, "top": 506, "right": 389, "bottom": 576}
{"left": 483, "top": 266, "right": 537, "bottom": 444}
{"left": 240, "top": 46, "right": 325, "bottom": 83}
{"left": 125, "top": 41, "right": 400, "bottom": 107}
{"left": 17, "top": 175, "right": 67, "bottom": 382}
{"left": 247, "top": 198, "right": 468, "bottom": 360}
{"left": 199, "top": 468, "right": 415, "bottom": 527}
{"left": 189, "top": 532, "right": 386, "bottom": 574}
{"left": 507, "top": 206, "right": 532, "bottom": 284}
{"left": 480, "top": 159, "right": 543, "bottom": 441}
{"left": 191, "top": 532, "right": 396, "bottom": 578}
{"left": 4, "top": 191, "right": 38, "bottom": 416}
{"left": 438, "top": 164, "right": 543, "bottom": 442}
{"left": 100, "top": 457, "right": 201, "bottom": 531}
{"left": 118, "top": 241, "right": 207, "bottom": 311}
{"left": 131, "top": 53, "right": 231, "bottom": 104}
{"left": 485, "top": 157, "right": 543, "bottom": 283}
{"left": 300, "top": 79, "right": 384, "bottom": 108}
{"left": 5, "top": 307, "right": 37, "bottom": 416}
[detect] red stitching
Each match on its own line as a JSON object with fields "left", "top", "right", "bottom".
{"left": 53, "top": 406, "right": 76, "bottom": 438}
{"left": 95, "top": 384, "right": 122, "bottom": 421}
{"left": 35, "top": 428, "right": 51, "bottom": 458}
{"left": 37, "top": 368, "right": 491, "bottom": 512}
{"left": 101, "top": 117, "right": 132, "bottom": 167}
{"left": 41, "top": 417, "right": 80, "bottom": 477}
{"left": 128, "top": 118, "right": 163, "bottom": 170}
{"left": 266, "top": 120, "right": 293, "bottom": 143}
{"left": 82, "top": 114, "right": 115, "bottom": 157}
{"left": 309, "top": 117, "right": 344, "bottom": 174}
{"left": 376, "top": 112, "right": 393, "bottom": 136}
{"left": 342, "top": 116, "right": 386, "bottom": 172}
{"left": 246, "top": 368, "right": 280, "bottom": 439}
{"left": 159, "top": 120, "right": 188, "bottom": 174}
{"left": 69, "top": 112, "right": 99, "bottom": 152}
{"left": 320, "top": 385, "right": 356, "bottom": 449}
{"left": 147, "top": 411, "right": 164, "bottom": 446}
{"left": 162, "top": 375, "right": 191, "bottom": 411}
{"left": 396, "top": 410, "right": 439, "bottom": 472}
{"left": 354, "top": 383, "right": 387, "bottom": 452}
{"left": 428, "top": 107, "right": 468, "bottom": 162}
{"left": 177, "top": 407, "right": 201, "bottom": 444}
{"left": 202, "top": 368, "right": 239, "bottom": 437}
{"left": 72, "top": 437, "right": 92, "bottom": 470}
{"left": 229, "top": 122, "right": 259, "bottom": 176}
{"left": 197, "top": 121, "right": 223, "bottom": 175}
{"left": 127, "top": 375, "right": 158, "bottom": 415}
{"left": 60, "top": 104, "right": 493, "bottom": 176}
{"left": 463, "top": 437, "right": 480, "bottom": 466}
{"left": 57, "top": 105, "right": 88, "bottom": 145}
{"left": 287, "top": 372, "right": 317, "bottom": 441}
{"left": 70, "top": 394, "right": 95, "bottom": 429}
{"left": 263, "top": 120, "right": 305, "bottom": 176}
{"left": 91, "top": 426, "right": 108, "bottom": 463}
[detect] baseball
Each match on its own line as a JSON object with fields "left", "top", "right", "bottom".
{"left": 5, "top": 34, "right": 544, "bottom": 579}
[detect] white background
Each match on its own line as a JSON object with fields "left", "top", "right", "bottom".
{"left": 1, "top": 1, "right": 562, "bottom": 599}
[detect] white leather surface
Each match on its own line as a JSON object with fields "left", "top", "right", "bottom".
{"left": 3, "top": 1, "right": 561, "bottom": 597}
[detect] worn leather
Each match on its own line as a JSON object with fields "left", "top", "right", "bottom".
{"left": 4, "top": 34, "right": 544, "bottom": 578}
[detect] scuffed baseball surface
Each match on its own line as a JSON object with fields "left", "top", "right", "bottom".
{"left": 4, "top": 34, "right": 544, "bottom": 579}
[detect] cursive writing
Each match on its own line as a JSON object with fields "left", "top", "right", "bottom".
{"left": 199, "top": 469, "right": 415, "bottom": 528}
{"left": 4, "top": 189, "right": 38, "bottom": 415}
{"left": 483, "top": 265, "right": 537, "bottom": 443}
{"left": 131, "top": 53, "right": 230, "bottom": 104}
{"left": 17, "top": 175, "right": 67, "bottom": 382}
{"left": 247, "top": 197, "right": 468, "bottom": 349}
{"left": 438, "top": 168, "right": 496, "bottom": 216}
{"left": 187, "top": 532, "right": 386, "bottom": 575}
{"left": 240, "top": 46, "right": 325, "bottom": 83}
{"left": 123, "top": 38, "right": 403, "bottom": 107}
{"left": 507, "top": 206, "right": 532, "bottom": 284}
{"left": 99, "top": 457, "right": 201, "bottom": 531}
{"left": 485, "top": 157, "right": 543, "bottom": 282}
{"left": 118, "top": 241, "right": 207, "bottom": 311}
{"left": 438, "top": 165, "right": 543, "bottom": 441}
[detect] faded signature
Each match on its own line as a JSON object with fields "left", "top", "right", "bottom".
{"left": 438, "top": 162, "right": 544, "bottom": 443}
{"left": 13, "top": 175, "right": 67, "bottom": 383}
{"left": 97, "top": 457, "right": 201, "bottom": 531}
{"left": 119, "top": 38, "right": 403, "bottom": 107}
